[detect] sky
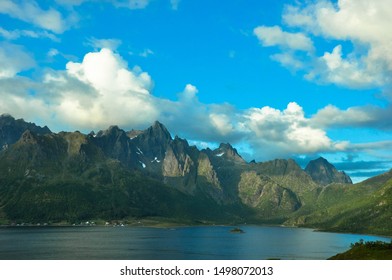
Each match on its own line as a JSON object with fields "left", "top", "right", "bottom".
{"left": 0, "top": 0, "right": 391, "bottom": 182}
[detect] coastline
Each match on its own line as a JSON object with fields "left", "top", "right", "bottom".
{"left": 2, "top": 218, "right": 392, "bottom": 239}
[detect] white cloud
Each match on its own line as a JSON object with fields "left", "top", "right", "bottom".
{"left": 179, "top": 84, "right": 198, "bottom": 101}
{"left": 306, "top": 45, "right": 384, "bottom": 88}
{"left": 1, "top": 47, "right": 390, "bottom": 162}
{"left": 86, "top": 38, "right": 122, "bottom": 51}
{"left": 129, "top": 48, "right": 155, "bottom": 58}
{"left": 33, "top": 48, "right": 157, "bottom": 130}
{"left": 47, "top": 48, "right": 60, "bottom": 58}
{"left": 0, "top": 42, "right": 35, "bottom": 78}
{"left": 284, "top": 0, "right": 392, "bottom": 45}
{"left": 0, "top": 27, "right": 16, "bottom": 40}
{"left": 65, "top": 48, "right": 152, "bottom": 94}
{"left": 312, "top": 104, "right": 392, "bottom": 130}
{"left": 55, "top": 0, "right": 151, "bottom": 10}
{"left": 256, "top": 0, "right": 392, "bottom": 89}
{"left": 209, "top": 113, "right": 234, "bottom": 136}
{"left": 0, "top": 0, "right": 70, "bottom": 33}
{"left": 0, "top": 0, "right": 152, "bottom": 39}
{"left": 243, "top": 102, "right": 337, "bottom": 157}
{"left": 253, "top": 25, "right": 314, "bottom": 52}
{"left": 0, "top": 27, "right": 59, "bottom": 41}
{"left": 271, "top": 53, "right": 304, "bottom": 71}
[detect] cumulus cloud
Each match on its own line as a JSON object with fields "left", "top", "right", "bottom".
{"left": 243, "top": 102, "right": 342, "bottom": 158}
{"left": 1, "top": 47, "right": 390, "bottom": 162}
{"left": 209, "top": 113, "right": 234, "bottom": 136}
{"left": 283, "top": 0, "right": 392, "bottom": 46}
{"left": 44, "top": 48, "right": 157, "bottom": 129}
{"left": 305, "top": 45, "right": 385, "bottom": 88}
{"left": 255, "top": 0, "right": 392, "bottom": 89}
{"left": 66, "top": 48, "right": 152, "bottom": 94}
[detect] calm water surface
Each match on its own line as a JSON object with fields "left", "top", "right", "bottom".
{"left": 0, "top": 226, "right": 390, "bottom": 260}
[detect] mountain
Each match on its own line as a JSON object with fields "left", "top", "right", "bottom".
{"left": 211, "top": 143, "right": 246, "bottom": 164}
{"left": 305, "top": 157, "right": 352, "bottom": 186}
{"left": 0, "top": 126, "right": 244, "bottom": 224}
{"left": 0, "top": 114, "right": 51, "bottom": 150}
{"left": 2, "top": 114, "right": 392, "bottom": 236}
{"left": 291, "top": 169, "right": 392, "bottom": 235}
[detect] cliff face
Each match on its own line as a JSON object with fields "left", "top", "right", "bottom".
{"left": 305, "top": 157, "right": 352, "bottom": 186}
{"left": 0, "top": 114, "right": 51, "bottom": 149}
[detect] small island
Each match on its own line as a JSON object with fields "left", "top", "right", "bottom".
{"left": 230, "top": 227, "right": 245, "bottom": 234}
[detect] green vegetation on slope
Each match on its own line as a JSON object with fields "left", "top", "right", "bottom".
{"left": 288, "top": 172, "right": 392, "bottom": 236}
{"left": 329, "top": 240, "right": 392, "bottom": 260}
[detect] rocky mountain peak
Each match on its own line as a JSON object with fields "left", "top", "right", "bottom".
{"left": 148, "top": 121, "right": 172, "bottom": 141}
{"left": 131, "top": 121, "right": 172, "bottom": 160}
{"left": 0, "top": 114, "right": 51, "bottom": 147}
{"left": 305, "top": 157, "right": 352, "bottom": 186}
{"left": 97, "top": 125, "right": 124, "bottom": 137}
{"left": 214, "top": 143, "right": 246, "bottom": 163}
{"left": 0, "top": 113, "right": 14, "bottom": 122}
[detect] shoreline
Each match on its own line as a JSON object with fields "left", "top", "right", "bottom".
{"left": 1, "top": 220, "right": 392, "bottom": 239}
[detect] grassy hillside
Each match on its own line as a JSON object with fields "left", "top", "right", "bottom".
{"left": 289, "top": 170, "right": 392, "bottom": 235}
{"left": 329, "top": 240, "right": 392, "bottom": 260}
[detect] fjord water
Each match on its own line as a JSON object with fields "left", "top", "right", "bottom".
{"left": 0, "top": 226, "right": 390, "bottom": 260}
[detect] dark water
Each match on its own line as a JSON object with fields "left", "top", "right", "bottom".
{"left": 0, "top": 225, "right": 390, "bottom": 260}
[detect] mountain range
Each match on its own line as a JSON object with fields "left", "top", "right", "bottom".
{"left": 0, "top": 114, "right": 391, "bottom": 235}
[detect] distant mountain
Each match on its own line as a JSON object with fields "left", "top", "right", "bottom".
{"left": 211, "top": 143, "right": 246, "bottom": 164}
{"left": 1, "top": 113, "right": 391, "bottom": 236}
{"left": 305, "top": 157, "right": 352, "bottom": 186}
{"left": 0, "top": 114, "right": 51, "bottom": 149}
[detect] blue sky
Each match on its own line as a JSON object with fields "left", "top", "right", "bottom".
{"left": 1, "top": 0, "right": 391, "bottom": 182}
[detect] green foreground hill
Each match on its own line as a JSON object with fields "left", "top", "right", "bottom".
{"left": 287, "top": 170, "right": 392, "bottom": 236}
{"left": 329, "top": 240, "right": 392, "bottom": 260}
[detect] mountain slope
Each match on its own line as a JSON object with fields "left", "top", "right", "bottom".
{"left": 0, "top": 118, "right": 254, "bottom": 224}
{"left": 290, "top": 170, "right": 392, "bottom": 235}
{"left": 0, "top": 129, "right": 247, "bottom": 223}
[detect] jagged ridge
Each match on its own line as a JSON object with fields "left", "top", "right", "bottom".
{"left": 1, "top": 114, "right": 391, "bottom": 236}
